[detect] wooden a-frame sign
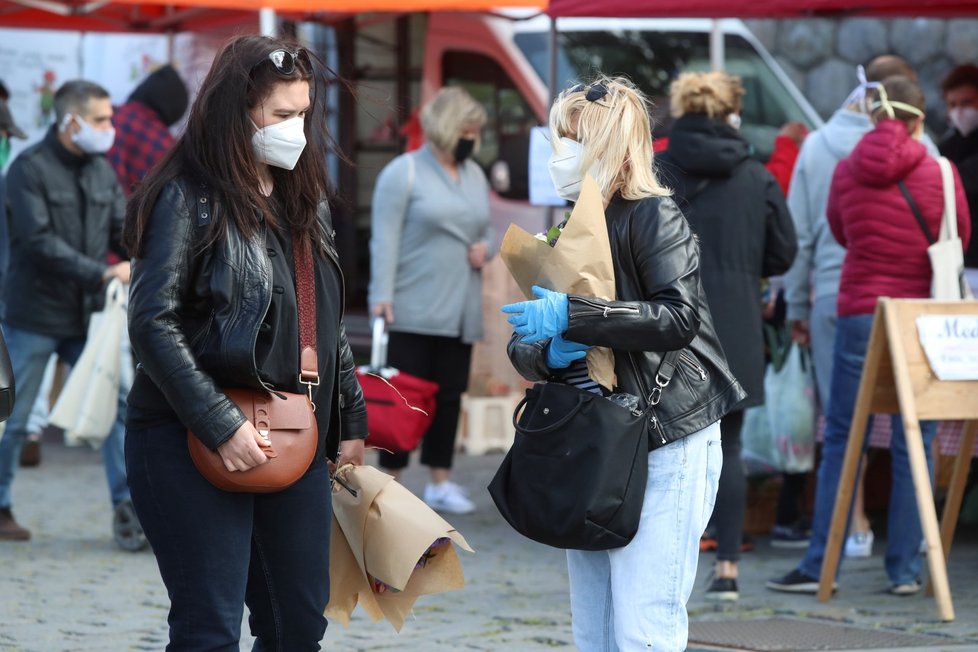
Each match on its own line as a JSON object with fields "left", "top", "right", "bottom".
{"left": 818, "top": 298, "right": 978, "bottom": 621}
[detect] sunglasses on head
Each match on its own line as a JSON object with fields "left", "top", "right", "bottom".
{"left": 566, "top": 83, "right": 610, "bottom": 103}
{"left": 259, "top": 48, "right": 306, "bottom": 76}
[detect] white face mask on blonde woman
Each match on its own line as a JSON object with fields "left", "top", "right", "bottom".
{"left": 548, "top": 137, "right": 600, "bottom": 202}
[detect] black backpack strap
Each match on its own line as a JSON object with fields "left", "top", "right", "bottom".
{"left": 898, "top": 181, "right": 935, "bottom": 245}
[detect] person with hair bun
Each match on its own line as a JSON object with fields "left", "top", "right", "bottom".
{"left": 768, "top": 75, "right": 970, "bottom": 597}
{"left": 124, "top": 35, "right": 367, "bottom": 648}
{"left": 504, "top": 75, "right": 745, "bottom": 652}
{"left": 658, "top": 70, "right": 797, "bottom": 602}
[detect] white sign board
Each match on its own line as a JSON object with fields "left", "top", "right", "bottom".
{"left": 528, "top": 126, "right": 566, "bottom": 207}
{"left": 916, "top": 315, "right": 978, "bottom": 381}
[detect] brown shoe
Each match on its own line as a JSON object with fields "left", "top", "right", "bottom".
{"left": 19, "top": 436, "right": 41, "bottom": 467}
{"left": 0, "top": 508, "right": 31, "bottom": 541}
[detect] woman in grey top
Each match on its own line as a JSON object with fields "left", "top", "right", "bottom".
{"left": 368, "top": 86, "right": 491, "bottom": 514}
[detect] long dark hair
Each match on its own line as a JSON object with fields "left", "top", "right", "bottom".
{"left": 123, "top": 35, "right": 337, "bottom": 256}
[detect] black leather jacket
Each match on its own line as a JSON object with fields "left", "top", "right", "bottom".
{"left": 127, "top": 180, "right": 367, "bottom": 459}
{"left": 508, "top": 194, "right": 745, "bottom": 450}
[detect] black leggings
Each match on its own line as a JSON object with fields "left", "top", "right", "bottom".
{"left": 715, "top": 409, "right": 746, "bottom": 562}
{"left": 378, "top": 332, "right": 472, "bottom": 471}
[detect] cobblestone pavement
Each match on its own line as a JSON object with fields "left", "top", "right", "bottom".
{"left": 1, "top": 434, "right": 978, "bottom": 651}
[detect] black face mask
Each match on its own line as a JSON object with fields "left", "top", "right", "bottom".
{"left": 454, "top": 138, "right": 476, "bottom": 163}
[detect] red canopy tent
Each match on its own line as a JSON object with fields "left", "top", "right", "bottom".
{"left": 547, "top": 0, "right": 978, "bottom": 17}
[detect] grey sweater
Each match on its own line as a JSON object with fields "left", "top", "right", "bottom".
{"left": 368, "top": 145, "right": 492, "bottom": 343}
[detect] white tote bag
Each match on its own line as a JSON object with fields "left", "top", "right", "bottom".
{"left": 49, "top": 279, "right": 126, "bottom": 447}
{"left": 929, "top": 157, "right": 972, "bottom": 300}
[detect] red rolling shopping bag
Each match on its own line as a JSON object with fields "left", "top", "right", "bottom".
{"left": 357, "top": 318, "right": 439, "bottom": 453}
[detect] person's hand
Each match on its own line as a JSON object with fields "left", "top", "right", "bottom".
{"left": 501, "top": 285, "right": 569, "bottom": 343}
{"left": 217, "top": 421, "right": 274, "bottom": 472}
{"left": 102, "top": 261, "right": 131, "bottom": 285}
{"left": 372, "top": 302, "right": 394, "bottom": 324}
{"left": 547, "top": 333, "right": 591, "bottom": 369}
{"left": 337, "top": 438, "right": 365, "bottom": 467}
{"left": 790, "top": 320, "right": 810, "bottom": 346}
{"left": 777, "top": 122, "right": 809, "bottom": 145}
{"left": 468, "top": 242, "right": 488, "bottom": 270}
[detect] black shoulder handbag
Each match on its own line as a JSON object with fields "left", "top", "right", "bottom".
{"left": 0, "top": 329, "right": 15, "bottom": 423}
{"left": 488, "top": 350, "right": 680, "bottom": 551}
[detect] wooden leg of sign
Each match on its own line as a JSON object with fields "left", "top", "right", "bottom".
{"left": 884, "top": 303, "right": 955, "bottom": 622}
{"left": 817, "top": 310, "right": 886, "bottom": 603}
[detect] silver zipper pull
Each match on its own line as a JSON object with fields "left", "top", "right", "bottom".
{"left": 650, "top": 414, "right": 666, "bottom": 444}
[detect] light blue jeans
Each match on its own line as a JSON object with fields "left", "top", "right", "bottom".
{"left": 0, "top": 324, "right": 132, "bottom": 508}
{"left": 566, "top": 422, "right": 722, "bottom": 652}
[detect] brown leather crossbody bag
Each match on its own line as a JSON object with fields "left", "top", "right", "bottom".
{"left": 187, "top": 236, "right": 320, "bottom": 493}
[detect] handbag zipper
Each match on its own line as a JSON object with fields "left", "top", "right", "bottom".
{"left": 679, "top": 351, "right": 707, "bottom": 381}
{"left": 571, "top": 297, "right": 641, "bottom": 318}
{"left": 627, "top": 352, "right": 666, "bottom": 445}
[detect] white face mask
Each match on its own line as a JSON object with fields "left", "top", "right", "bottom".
{"left": 251, "top": 116, "right": 307, "bottom": 170}
{"left": 63, "top": 114, "right": 115, "bottom": 154}
{"left": 548, "top": 137, "right": 590, "bottom": 202}
{"left": 727, "top": 113, "right": 742, "bottom": 130}
{"left": 949, "top": 107, "right": 978, "bottom": 138}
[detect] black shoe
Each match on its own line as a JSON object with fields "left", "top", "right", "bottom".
{"left": 705, "top": 575, "right": 739, "bottom": 602}
{"left": 770, "top": 523, "right": 811, "bottom": 549}
{"left": 113, "top": 500, "right": 148, "bottom": 552}
{"left": 766, "top": 569, "right": 835, "bottom": 594}
{"left": 19, "top": 436, "right": 41, "bottom": 467}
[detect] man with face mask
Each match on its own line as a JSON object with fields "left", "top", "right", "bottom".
{"left": 0, "top": 80, "right": 128, "bottom": 542}
{"left": 939, "top": 64, "right": 978, "bottom": 283}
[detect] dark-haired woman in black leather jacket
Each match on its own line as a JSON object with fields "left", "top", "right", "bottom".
{"left": 504, "top": 76, "right": 744, "bottom": 652}
{"left": 123, "top": 35, "right": 366, "bottom": 650}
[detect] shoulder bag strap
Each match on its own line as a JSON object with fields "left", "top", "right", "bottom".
{"left": 646, "top": 349, "right": 682, "bottom": 406}
{"left": 293, "top": 237, "right": 319, "bottom": 408}
{"left": 936, "top": 156, "right": 958, "bottom": 243}
{"left": 897, "top": 180, "right": 936, "bottom": 245}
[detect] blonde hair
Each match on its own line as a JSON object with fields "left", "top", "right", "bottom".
{"left": 669, "top": 71, "right": 744, "bottom": 119}
{"left": 549, "top": 75, "right": 670, "bottom": 201}
{"left": 420, "top": 86, "right": 487, "bottom": 154}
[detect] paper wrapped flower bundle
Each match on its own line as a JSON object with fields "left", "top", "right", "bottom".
{"left": 326, "top": 464, "right": 474, "bottom": 632}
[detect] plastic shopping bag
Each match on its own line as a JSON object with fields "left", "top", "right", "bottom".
{"left": 49, "top": 280, "right": 126, "bottom": 448}
{"left": 764, "top": 343, "right": 816, "bottom": 473}
{"left": 741, "top": 403, "right": 778, "bottom": 476}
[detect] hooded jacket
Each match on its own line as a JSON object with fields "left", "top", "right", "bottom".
{"left": 829, "top": 119, "right": 971, "bottom": 317}
{"left": 107, "top": 65, "right": 188, "bottom": 196}
{"left": 939, "top": 126, "right": 978, "bottom": 267}
{"left": 657, "top": 114, "right": 796, "bottom": 409}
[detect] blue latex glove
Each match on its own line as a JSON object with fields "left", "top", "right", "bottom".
{"left": 501, "top": 285, "right": 569, "bottom": 343}
{"left": 546, "top": 333, "right": 591, "bottom": 369}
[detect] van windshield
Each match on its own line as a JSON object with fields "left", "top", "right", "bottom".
{"left": 514, "top": 30, "right": 815, "bottom": 160}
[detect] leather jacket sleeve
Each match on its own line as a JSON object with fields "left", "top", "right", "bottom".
{"left": 128, "top": 182, "right": 247, "bottom": 449}
{"left": 563, "top": 196, "right": 702, "bottom": 352}
{"left": 338, "top": 322, "right": 368, "bottom": 440}
{"left": 506, "top": 333, "right": 551, "bottom": 383}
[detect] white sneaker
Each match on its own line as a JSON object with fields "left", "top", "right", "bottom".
{"left": 423, "top": 481, "right": 476, "bottom": 515}
{"left": 844, "top": 529, "right": 874, "bottom": 558}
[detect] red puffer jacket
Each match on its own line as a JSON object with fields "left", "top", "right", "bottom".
{"left": 828, "top": 119, "right": 971, "bottom": 316}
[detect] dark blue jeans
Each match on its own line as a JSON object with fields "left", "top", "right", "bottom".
{"left": 798, "top": 314, "right": 937, "bottom": 586}
{"left": 126, "top": 421, "right": 332, "bottom": 651}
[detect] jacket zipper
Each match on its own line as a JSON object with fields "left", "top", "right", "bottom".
{"left": 189, "top": 309, "right": 216, "bottom": 349}
{"left": 627, "top": 352, "right": 666, "bottom": 445}
{"left": 572, "top": 297, "right": 641, "bottom": 318}
{"left": 679, "top": 351, "right": 707, "bottom": 381}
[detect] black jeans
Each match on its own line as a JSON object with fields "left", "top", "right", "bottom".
{"left": 715, "top": 409, "right": 746, "bottom": 562}
{"left": 378, "top": 332, "right": 472, "bottom": 471}
{"left": 126, "top": 421, "right": 331, "bottom": 651}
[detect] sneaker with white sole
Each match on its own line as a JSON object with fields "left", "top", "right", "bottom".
{"left": 766, "top": 568, "right": 837, "bottom": 594}
{"left": 423, "top": 481, "right": 475, "bottom": 515}
{"left": 844, "top": 529, "right": 874, "bottom": 558}
{"left": 889, "top": 579, "right": 922, "bottom": 596}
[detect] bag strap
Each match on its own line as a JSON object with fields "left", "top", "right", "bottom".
{"left": 897, "top": 181, "right": 936, "bottom": 245}
{"left": 647, "top": 350, "right": 682, "bottom": 406}
{"left": 193, "top": 183, "right": 319, "bottom": 405}
{"left": 936, "top": 156, "right": 958, "bottom": 243}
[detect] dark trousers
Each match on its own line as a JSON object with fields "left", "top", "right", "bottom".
{"left": 715, "top": 409, "right": 746, "bottom": 562}
{"left": 378, "top": 332, "right": 472, "bottom": 471}
{"left": 126, "top": 421, "right": 331, "bottom": 651}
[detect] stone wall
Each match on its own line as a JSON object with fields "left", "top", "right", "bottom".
{"left": 744, "top": 18, "right": 978, "bottom": 132}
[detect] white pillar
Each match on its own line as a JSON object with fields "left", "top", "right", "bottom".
{"left": 260, "top": 8, "right": 278, "bottom": 37}
{"left": 710, "top": 19, "right": 725, "bottom": 72}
